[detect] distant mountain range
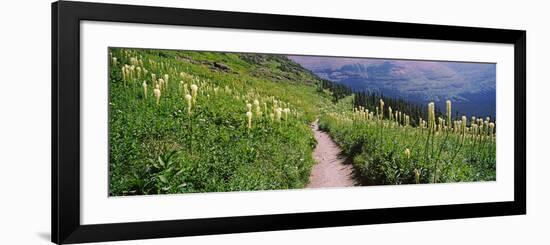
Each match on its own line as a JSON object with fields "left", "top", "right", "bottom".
{"left": 288, "top": 55, "right": 496, "bottom": 119}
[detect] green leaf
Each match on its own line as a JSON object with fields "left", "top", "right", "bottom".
{"left": 158, "top": 175, "right": 168, "bottom": 183}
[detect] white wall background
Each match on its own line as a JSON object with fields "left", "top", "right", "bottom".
{"left": 0, "top": 0, "right": 547, "bottom": 244}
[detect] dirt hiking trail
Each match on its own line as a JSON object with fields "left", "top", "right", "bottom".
{"left": 306, "top": 119, "right": 355, "bottom": 188}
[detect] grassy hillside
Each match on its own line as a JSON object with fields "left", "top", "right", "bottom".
{"left": 108, "top": 48, "right": 334, "bottom": 196}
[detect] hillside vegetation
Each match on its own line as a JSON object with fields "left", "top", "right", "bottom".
{"left": 108, "top": 48, "right": 335, "bottom": 195}
{"left": 319, "top": 97, "right": 496, "bottom": 185}
{"left": 109, "top": 48, "right": 496, "bottom": 196}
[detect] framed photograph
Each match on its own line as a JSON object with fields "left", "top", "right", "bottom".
{"left": 52, "top": 1, "right": 526, "bottom": 244}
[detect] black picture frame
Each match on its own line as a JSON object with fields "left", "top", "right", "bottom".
{"left": 52, "top": 1, "right": 526, "bottom": 244}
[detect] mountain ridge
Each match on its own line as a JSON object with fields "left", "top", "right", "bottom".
{"left": 288, "top": 55, "right": 496, "bottom": 118}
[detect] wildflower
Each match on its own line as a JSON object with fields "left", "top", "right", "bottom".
{"left": 273, "top": 100, "right": 278, "bottom": 112}
{"left": 395, "top": 111, "right": 399, "bottom": 123}
{"left": 414, "top": 169, "right": 421, "bottom": 184}
{"left": 254, "top": 99, "right": 260, "bottom": 116}
{"left": 130, "top": 57, "right": 139, "bottom": 66}
{"left": 246, "top": 103, "right": 252, "bottom": 112}
{"left": 158, "top": 78, "right": 165, "bottom": 91}
{"left": 379, "top": 99, "right": 384, "bottom": 119}
{"left": 404, "top": 148, "right": 411, "bottom": 159}
{"left": 183, "top": 83, "right": 189, "bottom": 95}
{"left": 428, "top": 102, "right": 435, "bottom": 130}
{"left": 178, "top": 80, "right": 184, "bottom": 92}
{"left": 246, "top": 111, "right": 253, "bottom": 129}
{"left": 111, "top": 57, "right": 117, "bottom": 65}
{"left": 153, "top": 85, "right": 161, "bottom": 105}
{"left": 489, "top": 122, "right": 495, "bottom": 138}
{"left": 185, "top": 94, "right": 192, "bottom": 113}
{"left": 388, "top": 107, "right": 393, "bottom": 121}
{"left": 472, "top": 124, "right": 479, "bottom": 135}
{"left": 191, "top": 84, "right": 198, "bottom": 103}
{"left": 398, "top": 111, "right": 402, "bottom": 124}
{"left": 270, "top": 113, "right": 275, "bottom": 122}
{"left": 164, "top": 74, "right": 169, "bottom": 89}
{"left": 275, "top": 108, "right": 282, "bottom": 121}
{"left": 142, "top": 81, "right": 147, "bottom": 99}
{"left": 129, "top": 65, "right": 135, "bottom": 80}
{"left": 136, "top": 67, "right": 142, "bottom": 78}
{"left": 284, "top": 108, "right": 290, "bottom": 120}
{"left": 461, "top": 116, "right": 467, "bottom": 133}
{"left": 446, "top": 100, "right": 452, "bottom": 127}
{"left": 121, "top": 66, "right": 127, "bottom": 82}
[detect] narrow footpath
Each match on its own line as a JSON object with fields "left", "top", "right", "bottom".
{"left": 306, "top": 119, "right": 355, "bottom": 188}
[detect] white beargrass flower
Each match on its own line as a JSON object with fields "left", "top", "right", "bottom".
{"left": 178, "top": 80, "right": 184, "bottom": 93}
{"left": 404, "top": 148, "right": 411, "bottom": 159}
{"left": 183, "top": 83, "right": 189, "bottom": 95}
{"left": 246, "top": 103, "right": 252, "bottom": 112}
{"left": 158, "top": 78, "right": 165, "bottom": 91}
{"left": 275, "top": 108, "right": 282, "bottom": 121}
{"left": 153, "top": 85, "right": 161, "bottom": 105}
{"left": 246, "top": 111, "right": 253, "bottom": 129}
{"left": 142, "top": 81, "right": 147, "bottom": 99}
{"left": 269, "top": 113, "right": 275, "bottom": 122}
{"left": 379, "top": 99, "right": 384, "bottom": 119}
{"left": 191, "top": 84, "right": 198, "bottom": 103}
{"left": 428, "top": 102, "right": 435, "bottom": 130}
{"left": 136, "top": 67, "right": 142, "bottom": 79}
{"left": 121, "top": 66, "right": 127, "bottom": 82}
{"left": 164, "top": 74, "right": 169, "bottom": 89}
{"left": 461, "top": 116, "right": 467, "bottom": 133}
{"left": 395, "top": 111, "right": 399, "bottom": 123}
{"left": 414, "top": 169, "right": 421, "bottom": 184}
{"left": 191, "top": 84, "right": 198, "bottom": 96}
{"left": 284, "top": 108, "right": 290, "bottom": 120}
{"left": 185, "top": 94, "right": 192, "bottom": 113}
{"left": 446, "top": 100, "right": 452, "bottom": 127}
{"left": 254, "top": 99, "right": 261, "bottom": 116}
{"left": 398, "top": 111, "right": 402, "bottom": 124}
